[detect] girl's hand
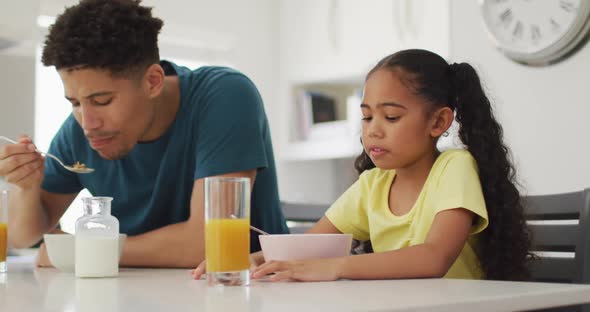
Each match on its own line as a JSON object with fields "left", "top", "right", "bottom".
{"left": 191, "top": 259, "right": 207, "bottom": 280}
{"left": 35, "top": 243, "right": 54, "bottom": 268}
{"left": 251, "top": 258, "right": 345, "bottom": 282}
{"left": 191, "top": 251, "right": 266, "bottom": 280}
{"left": 249, "top": 251, "right": 265, "bottom": 269}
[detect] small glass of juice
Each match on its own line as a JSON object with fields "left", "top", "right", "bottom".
{"left": 205, "top": 177, "right": 250, "bottom": 286}
{"left": 0, "top": 189, "right": 8, "bottom": 273}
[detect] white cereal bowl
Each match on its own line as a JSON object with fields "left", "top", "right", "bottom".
{"left": 259, "top": 234, "right": 353, "bottom": 261}
{"left": 43, "top": 233, "right": 127, "bottom": 272}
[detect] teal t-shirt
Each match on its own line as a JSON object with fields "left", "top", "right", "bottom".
{"left": 41, "top": 61, "right": 288, "bottom": 251}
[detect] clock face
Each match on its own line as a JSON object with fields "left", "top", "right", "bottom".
{"left": 481, "top": 0, "right": 590, "bottom": 65}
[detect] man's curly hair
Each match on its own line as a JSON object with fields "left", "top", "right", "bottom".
{"left": 42, "top": 0, "right": 163, "bottom": 77}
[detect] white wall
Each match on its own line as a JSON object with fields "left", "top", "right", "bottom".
{"left": 450, "top": 1, "right": 590, "bottom": 195}
{"left": 0, "top": 52, "right": 35, "bottom": 139}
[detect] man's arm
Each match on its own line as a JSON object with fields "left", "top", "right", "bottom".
{"left": 119, "top": 169, "right": 257, "bottom": 268}
{"left": 10, "top": 189, "right": 77, "bottom": 248}
{"left": 1, "top": 136, "right": 77, "bottom": 248}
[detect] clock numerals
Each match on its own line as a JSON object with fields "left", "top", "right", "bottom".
{"left": 560, "top": 0, "right": 576, "bottom": 13}
{"left": 531, "top": 25, "right": 542, "bottom": 42}
{"left": 513, "top": 21, "right": 524, "bottom": 39}
{"left": 499, "top": 8, "right": 514, "bottom": 27}
{"left": 550, "top": 18, "right": 561, "bottom": 32}
{"left": 482, "top": 0, "right": 590, "bottom": 65}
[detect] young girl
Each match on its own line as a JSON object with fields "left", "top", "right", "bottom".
{"left": 193, "top": 49, "right": 532, "bottom": 282}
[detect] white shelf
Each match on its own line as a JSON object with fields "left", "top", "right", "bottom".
{"left": 281, "top": 135, "right": 362, "bottom": 161}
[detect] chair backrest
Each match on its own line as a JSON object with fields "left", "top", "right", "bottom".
{"left": 280, "top": 202, "right": 328, "bottom": 234}
{"left": 524, "top": 188, "right": 590, "bottom": 284}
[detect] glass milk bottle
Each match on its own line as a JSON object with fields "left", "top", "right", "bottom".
{"left": 75, "top": 197, "right": 119, "bottom": 278}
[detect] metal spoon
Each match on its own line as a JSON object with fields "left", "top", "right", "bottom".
{"left": 0, "top": 136, "right": 95, "bottom": 174}
{"left": 230, "top": 214, "right": 269, "bottom": 235}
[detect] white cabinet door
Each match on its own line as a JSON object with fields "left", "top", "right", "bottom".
{"left": 337, "top": 0, "right": 399, "bottom": 76}
{"left": 338, "top": 0, "right": 451, "bottom": 72}
{"left": 279, "top": 0, "right": 393, "bottom": 81}
{"left": 393, "top": 0, "right": 451, "bottom": 58}
{"left": 280, "top": 0, "right": 450, "bottom": 82}
{"left": 279, "top": 0, "right": 347, "bottom": 81}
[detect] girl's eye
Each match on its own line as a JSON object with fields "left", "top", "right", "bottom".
{"left": 362, "top": 116, "right": 372, "bottom": 121}
{"left": 386, "top": 116, "right": 399, "bottom": 121}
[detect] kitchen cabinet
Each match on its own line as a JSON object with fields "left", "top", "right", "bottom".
{"left": 279, "top": 0, "right": 450, "bottom": 83}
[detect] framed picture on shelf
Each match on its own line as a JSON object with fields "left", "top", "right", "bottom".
{"left": 295, "top": 88, "right": 363, "bottom": 142}
{"left": 297, "top": 91, "right": 343, "bottom": 140}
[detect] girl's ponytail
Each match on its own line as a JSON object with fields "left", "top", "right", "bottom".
{"left": 450, "top": 62, "right": 532, "bottom": 280}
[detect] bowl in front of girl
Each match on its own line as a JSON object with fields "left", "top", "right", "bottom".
{"left": 259, "top": 234, "right": 352, "bottom": 261}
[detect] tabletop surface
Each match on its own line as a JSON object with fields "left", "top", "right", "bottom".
{"left": 2, "top": 256, "right": 590, "bottom": 312}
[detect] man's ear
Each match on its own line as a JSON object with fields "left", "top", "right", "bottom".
{"left": 143, "top": 64, "right": 165, "bottom": 98}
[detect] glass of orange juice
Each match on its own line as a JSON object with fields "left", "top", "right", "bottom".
{"left": 205, "top": 177, "right": 250, "bottom": 286}
{"left": 0, "top": 189, "right": 8, "bottom": 273}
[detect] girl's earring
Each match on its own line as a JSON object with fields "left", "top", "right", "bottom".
{"left": 442, "top": 131, "right": 450, "bottom": 137}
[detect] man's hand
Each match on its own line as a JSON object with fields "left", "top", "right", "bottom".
{"left": 35, "top": 243, "right": 54, "bottom": 268}
{"left": 0, "top": 136, "right": 45, "bottom": 190}
{"left": 35, "top": 228, "right": 68, "bottom": 268}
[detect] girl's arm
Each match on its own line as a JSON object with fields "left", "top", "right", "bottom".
{"left": 340, "top": 208, "right": 474, "bottom": 279}
{"left": 252, "top": 208, "right": 474, "bottom": 281}
{"left": 305, "top": 216, "right": 343, "bottom": 234}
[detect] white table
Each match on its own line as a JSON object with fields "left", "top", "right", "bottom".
{"left": 2, "top": 256, "right": 590, "bottom": 312}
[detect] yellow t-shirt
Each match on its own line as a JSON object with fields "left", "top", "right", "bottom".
{"left": 325, "top": 149, "right": 489, "bottom": 279}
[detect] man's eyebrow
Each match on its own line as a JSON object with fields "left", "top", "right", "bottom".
{"left": 65, "top": 91, "right": 114, "bottom": 101}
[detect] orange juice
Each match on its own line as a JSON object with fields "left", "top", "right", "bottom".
{"left": 0, "top": 223, "right": 7, "bottom": 262}
{"left": 205, "top": 218, "right": 249, "bottom": 272}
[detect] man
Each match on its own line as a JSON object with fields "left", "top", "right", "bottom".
{"left": 0, "top": 0, "right": 288, "bottom": 268}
